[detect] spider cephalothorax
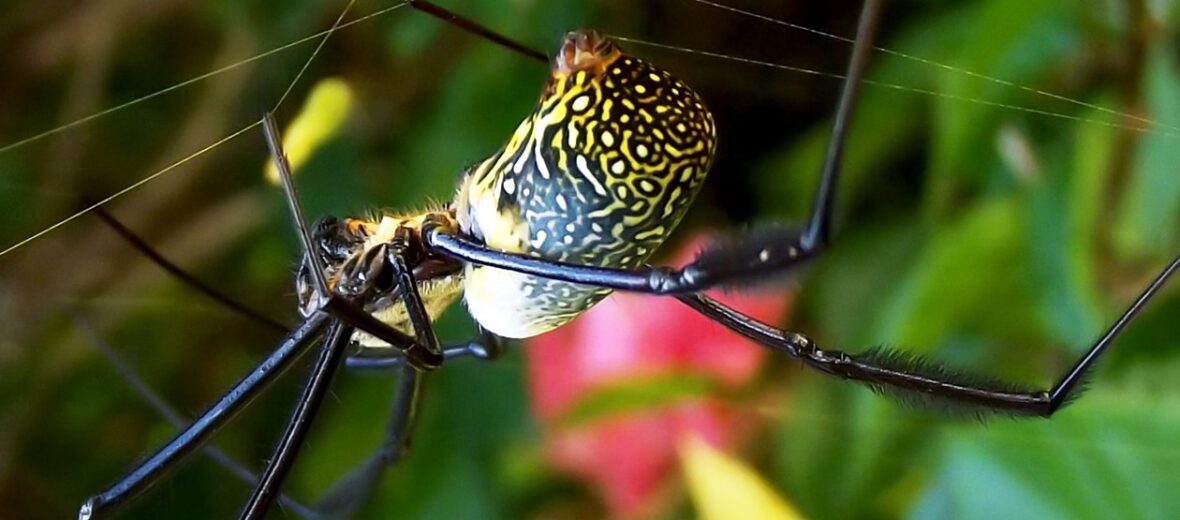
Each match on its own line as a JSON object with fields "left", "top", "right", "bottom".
{"left": 296, "top": 211, "right": 465, "bottom": 346}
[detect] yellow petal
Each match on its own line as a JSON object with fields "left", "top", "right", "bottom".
{"left": 679, "top": 436, "right": 805, "bottom": 520}
{"left": 264, "top": 77, "right": 353, "bottom": 184}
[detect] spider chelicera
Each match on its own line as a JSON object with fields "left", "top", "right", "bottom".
{"left": 75, "top": 0, "right": 1180, "bottom": 518}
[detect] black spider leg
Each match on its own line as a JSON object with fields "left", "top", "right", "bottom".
{"left": 79, "top": 312, "right": 332, "bottom": 520}
{"left": 327, "top": 335, "right": 505, "bottom": 516}
{"left": 346, "top": 328, "right": 504, "bottom": 370}
{"left": 314, "top": 364, "right": 422, "bottom": 519}
{"left": 312, "top": 247, "right": 446, "bottom": 518}
{"left": 236, "top": 113, "right": 362, "bottom": 520}
{"left": 679, "top": 251, "right": 1180, "bottom": 416}
{"left": 90, "top": 205, "right": 289, "bottom": 334}
{"left": 239, "top": 322, "right": 353, "bottom": 520}
{"left": 407, "top": 0, "right": 548, "bottom": 64}
{"left": 67, "top": 308, "right": 319, "bottom": 520}
{"left": 424, "top": 219, "right": 790, "bottom": 294}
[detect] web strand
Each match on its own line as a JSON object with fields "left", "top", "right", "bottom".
{"left": 687, "top": 0, "right": 1179, "bottom": 135}
{"left": 0, "top": 2, "right": 406, "bottom": 158}
{"left": 0, "top": 0, "right": 392, "bottom": 259}
{"left": 611, "top": 36, "right": 1169, "bottom": 138}
{"left": 273, "top": 0, "right": 360, "bottom": 111}
{"left": 0, "top": 123, "right": 260, "bottom": 258}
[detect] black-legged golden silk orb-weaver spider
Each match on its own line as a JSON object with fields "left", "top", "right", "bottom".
{"left": 0, "top": 0, "right": 1175, "bottom": 518}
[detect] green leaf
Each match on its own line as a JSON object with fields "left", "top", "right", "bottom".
{"left": 1114, "top": 43, "right": 1180, "bottom": 260}
{"left": 1026, "top": 102, "right": 1115, "bottom": 346}
{"left": 754, "top": 6, "right": 973, "bottom": 218}
{"left": 910, "top": 390, "right": 1180, "bottom": 520}
{"left": 928, "top": 0, "right": 1079, "bottom": 214}
{"left": 872, "top": 197, "right": 1032, "bottom": 350}
{"left": 805, "top": 218, "right": 926, "bottom": 347}
{"left": 774, "top": 376, "right": 928, "bottom": 520}
{"left": 558, "top": 374, "right": 717, "bottom": 428}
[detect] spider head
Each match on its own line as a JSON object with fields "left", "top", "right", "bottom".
{"left": 295, "top": 216, "right": 368, "bottom": 317}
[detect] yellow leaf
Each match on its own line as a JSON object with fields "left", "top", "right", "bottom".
{"left": 679, "top": 436, "right": 805, "bottom": 520}
{"left": 264, "top": 77, "right": 353, "bottom": 184}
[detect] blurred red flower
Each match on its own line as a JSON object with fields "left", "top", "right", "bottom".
{"left": 525, "top": 235, "right": 793, "bottom": 518}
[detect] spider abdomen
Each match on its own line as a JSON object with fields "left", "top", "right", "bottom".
{"left": 456, "top": 30, "right": 716, "bottom": 338}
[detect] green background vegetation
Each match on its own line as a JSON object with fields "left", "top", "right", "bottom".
{"left": 0, "top": 0, "right": 1178, "bottom": 518}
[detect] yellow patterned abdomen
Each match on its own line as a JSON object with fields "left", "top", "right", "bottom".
{"left": 454, "top": 30, "right": 716, "bottom": 338}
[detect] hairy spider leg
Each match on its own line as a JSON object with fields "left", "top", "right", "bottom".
{"left": 678, "top": 250, "right": 1180, "bottom": 417}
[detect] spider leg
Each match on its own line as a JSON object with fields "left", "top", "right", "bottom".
{"left": 423, "top": 227, "right": 771, "bottom": 294}
{"left": 68, "top": 308, "right": 318, "bottom": 519}
{"left": 240, "top": 322, "right": 354, "bottom": 520}
{"left": 93, "top": 202, "right": 470, "bottom": 367}
{"left": 315, "top": 335, "right": 505, "bottom": 514}
{"left": 91, "top": 205, "right": 289, "bottom": 334}
{"left": 321, "top": 336, "right": 505, "bottom": 513}
{"left": 321, "top": 336, "right": 505, "bottom": 514}
{"left": 346, "top": 329, "right": 503, "bottom": 370}
{"left": 678, "top": 251, "right": 1180, "bottom": 417}
{"left": 79, "top": 313, "right": 332, "bottom": 520}
{"left": 407, "top": 0, "right": 547, "bottom": 64}
{"left": 314, "top": 362, "right": 423, "bottom": 519}
{"left": 313, "top": 240, "right": 458, "bottom": 517}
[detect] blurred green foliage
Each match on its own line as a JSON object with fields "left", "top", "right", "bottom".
{"left": 0, "top": 0, "right": 1177, "bottom": 519}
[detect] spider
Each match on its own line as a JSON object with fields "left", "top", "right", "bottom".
{"left": 1, "top": 0, "right": 1176, "bottom": 518}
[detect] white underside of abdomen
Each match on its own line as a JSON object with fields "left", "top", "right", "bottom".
{"left": 463, "top": 264, "right": 609, "bottom": 339}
